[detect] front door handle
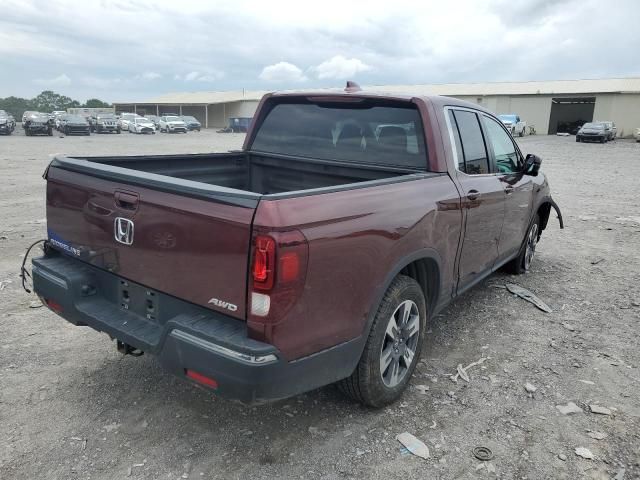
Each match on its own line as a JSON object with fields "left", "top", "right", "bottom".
{"left": 505, "top": 185, "right": 515, "bottom": 195}
{"left": 466, "top": 189, "right": 480, "bottom": 201}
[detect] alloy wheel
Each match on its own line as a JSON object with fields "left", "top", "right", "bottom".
{"left": 380, "top": 300, "right": 420, "bottom": 387}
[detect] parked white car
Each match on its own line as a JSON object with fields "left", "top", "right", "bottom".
{"left": 498, "top": 114, "right": 526, "bottom": 137}
{"left": 634, "top": 127, "right": 640, "bottom": 142}
{"left": 117, "top": 113, "right": 139, "bottom": 131}
{"left": 159, "top": 115, "right": 187, "bottom": 133}
{"left": 129, "top": 117, "right": 156, "bottom": 134}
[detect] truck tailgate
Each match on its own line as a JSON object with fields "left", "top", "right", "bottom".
{"left": 45, "top": 165, "right": 255, "bottom": 319}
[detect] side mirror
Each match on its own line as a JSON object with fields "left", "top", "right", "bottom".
{"left": 524, "top": 154, "right": 542, "bottom": 176}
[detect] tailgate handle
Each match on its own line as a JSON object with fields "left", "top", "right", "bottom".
{"left": 114, "top": 191, "right": 139, "bottom": 211}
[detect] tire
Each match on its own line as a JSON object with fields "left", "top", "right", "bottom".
{"left": 519, "top": 128, "right": 524, "bottom": 137}
{"left": 48, "top": 128, "right": 53, "bottom": 136}
{"left": 337, "top": 275, "right": 426, "bottom": 407}
{"left": 600, "top": 137, "right": 605, "bottom": 144}
{"left": 576, "top": 137, "right": 580, "bottom": 142}
{"left": 117, "top": 128, "right": 121, "bottom": 134}
{"left": 505, "top": 214, "right": 540, "bottom": 275}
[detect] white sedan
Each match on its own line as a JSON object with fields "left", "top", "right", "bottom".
{"left": 117, "top": 113, "right": 139, "bottom": 131}
{"left": 129, "top": 117, "right": 156, "bottom": 134}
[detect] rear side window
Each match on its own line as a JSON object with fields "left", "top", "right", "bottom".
{"left": 450, "top": 110, "right": 489, "bottom": 175}
{"left": 250, "top": 100, "right": 428, "bottom": 169}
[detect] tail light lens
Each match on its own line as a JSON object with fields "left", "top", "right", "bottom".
{"left": 248, "top": 229, "right": 308, "bottom": 330}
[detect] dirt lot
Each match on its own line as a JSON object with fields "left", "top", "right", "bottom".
{"left": 1, "top": 130, "right": 639, "bottom": 480}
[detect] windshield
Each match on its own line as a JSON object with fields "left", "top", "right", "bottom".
{"left": 68, "top": 115, "right": 87, "bottom": 122}
{"left": 165, "top": 116, "right": 181, "bottom": 121}
{"left": 97, "top": 115, "right": 115, "bottom": 120}
{"left": 135, "top": 118, "right": 151, "bottom": 123}
{"left": 583, "top": 123, "right": 603, "bottom": 129}
{"left": 498, "top": 115, "right": 517, "bottom": 123}
{"left": 251, "top": 100, "right": 427, "bottom": 169}
{"left": 183, "top": 116, "right": 197, "bottom": 122}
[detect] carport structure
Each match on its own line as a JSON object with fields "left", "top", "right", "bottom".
{"left": 113, "top": 90, "right": 266, "bottom": 129}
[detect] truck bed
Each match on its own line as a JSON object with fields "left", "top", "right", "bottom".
{"left": 57, "top": 151, "right": 419, "bottom": 196}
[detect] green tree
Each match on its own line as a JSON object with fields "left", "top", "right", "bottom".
{"left": 0, "top": 96, "right": 33, "bottom": 118}
{"left": 31, "top": 90, "right": 80, "bottom": 112}
{"left": 84, "top": 98, "right": 111, "bottom": 108}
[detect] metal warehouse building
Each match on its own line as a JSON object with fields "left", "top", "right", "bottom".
{"left": 114, "top": 77, "right": 640, "bottom": 136}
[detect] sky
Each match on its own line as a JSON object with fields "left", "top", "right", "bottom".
{"left": 1, "top": 0, "right": 639, "bottom": 102}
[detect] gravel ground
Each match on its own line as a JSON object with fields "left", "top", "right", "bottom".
{"left": 1, "top": 130, "right": 639, "bottom": 480}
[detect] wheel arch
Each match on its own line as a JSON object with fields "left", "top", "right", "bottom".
{"left": 537, "top": 198, "right": 564, "bottom": 232}
{"left": 363, "top": 249, "right": 443, "bottom": 339}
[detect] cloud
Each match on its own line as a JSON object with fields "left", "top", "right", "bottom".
{"left": 139, "top": 72, "right": 162, "bottom": 80}
{"left": 1, "top": 0, "right": 639, "bottom": 101}
{"left": 312, "top": 55, "right": 372, "bottom": 80}
{"left": 259, "top": 62, "right": 307, "bottom": 82}
{"left": 180, "top": 71, "right": 224, "bottom": 82}
{"left": 33, "top": 73, "right": 72, "bottom": 87}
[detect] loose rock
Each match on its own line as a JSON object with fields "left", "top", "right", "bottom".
{"left": 589, "top": 405, "right": 611, "bottom": 415}
{"left": 556, "top": 402, "right": 583, "bottom": 415}
{"left": 574, "top": 447, "right": 594, "bottom": 460}
{"left": 524, "top": 383, "right": 537, "bottom": 393}
{"left": 587, "top": 431, "right": 607, "bottom": 440}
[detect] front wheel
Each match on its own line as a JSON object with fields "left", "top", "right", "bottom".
{"left": 505, "top": 214, "right": 540, "bottom": 274}
{"left": 338, "top": 275, "right": 426, "bottom": 407}
{"left": 519, "top": 128, "right": 524, "bottom": 137}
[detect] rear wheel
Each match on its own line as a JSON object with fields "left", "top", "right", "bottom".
{"left": 505, "top": 214, "right": 540, "bottom": 274}
{"left": 338, "top": 275, "right": 426, "bottom": 407}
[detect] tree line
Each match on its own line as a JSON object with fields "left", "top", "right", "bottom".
{"left": 0, "top": 91, "right": 111, "bottom": 118}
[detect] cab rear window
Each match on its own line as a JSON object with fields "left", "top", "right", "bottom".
{"left": 250, "top": 100, "right": 428, "bottom": 169}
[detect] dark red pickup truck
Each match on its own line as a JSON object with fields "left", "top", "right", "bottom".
{"left": 32, "top": 85, "right": 562, "bottom": 406}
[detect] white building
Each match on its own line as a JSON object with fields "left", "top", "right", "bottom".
{"left": 114, "top": 77, "right": 640, "bottom": 136}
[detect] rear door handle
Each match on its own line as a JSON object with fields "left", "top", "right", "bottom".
{"left": 466, "top": 189, "right": 480, "bottom": 201}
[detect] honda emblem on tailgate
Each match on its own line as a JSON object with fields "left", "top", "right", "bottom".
{"left": 114, "top": 217, "right": 134, "bottom": 245}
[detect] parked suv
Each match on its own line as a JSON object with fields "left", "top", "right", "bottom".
{"left": 159, "top": 115, "right": 187, "bottom": 133}
{"left": 94, "top": 114, "right": 120, "bottom": 134}
{"left": 22, "top": 111, "right": 53, "bottom": 136}
{"left": 0, "top": 110, "right": 16, "bottom": 135}
{"left": 181, "top": 115, "right": 202, "bottom": 131}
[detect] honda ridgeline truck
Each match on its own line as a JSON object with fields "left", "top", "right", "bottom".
{"left": 31, "top": 84, "right": 562, "bottom": 407}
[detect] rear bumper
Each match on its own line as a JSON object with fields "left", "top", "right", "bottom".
{"left": 32, "top": 251, "right": 360, "bottom": 404}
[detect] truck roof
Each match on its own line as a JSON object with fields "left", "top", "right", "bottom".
{"left": 266, "top": 86, "right": 491, "bottom": 113}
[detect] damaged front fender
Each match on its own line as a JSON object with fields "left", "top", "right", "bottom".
{"left": 549, "top": 198, "right": 564, "bottom": 229}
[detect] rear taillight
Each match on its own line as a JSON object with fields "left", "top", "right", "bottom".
{"left": 252, "top": 235, "right": 276, "bottom": 291}
{"left": 248, "top": 230, "right": 308, "bottom": 326}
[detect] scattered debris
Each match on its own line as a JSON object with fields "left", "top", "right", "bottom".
{"left": 472, "top": 446, "right": 494, "bottom": 461}
{"left": 574, "top": 447, "right": 594, "bottom": 460}
{"left": 587, "top": 431, "right": 607, "bottom": 440}
{"left": 414, "top": 384, "right": 430, "bottom": 394}
{"left": 562, "top": 322, "right": 576, "bottom": 332}
{"left": 614, "top": 468, "right": 626, "bottom": 480}
{"left": 486, "top": 463, "right": 496, "bottom": 474}
{"left": 556, "top": 132, "right": 570, "bottom": 136}
{"left": 556, "top": 402, "right": 583, "bottom": 415}
{"left": 524, "top": 383, "right": 537, "bottom": 393}
{"left": 103, "top": 422, "right": 120, "bottom": 432}
{"left": 0, "top": 279, "right": 12, "bottom": 291}
{"left": 429, "top": 420, "right": 436, "bottom": 429}
{"left": 396, "top": 432, "right": 430, "bottom": 460}
{"left": 578, "top": 380, "right": 595, "bottom": 385}
{"left": 308, "top": 426, "right": 321, "bottom": 435}
{"left": 506, "top": 284, "right": 552, "bottom": 313}
{"left": 589, "top": 405, "right": 611, "bottom": 415}
{"left": 29, "top": 301, "right": 43, "bottom": 308}
{"left": 82, "top": 439, "right": 87, "bottom": 450}
{"left": 558, "top": 453, "right": 567, "bottom": 461}
{"left": 451, "top": 357, "right": 488, "bottom": 383}
{"left": 590, "top": 257, "right": 605, "bottom": 265}
{"left": 457, "top": 364, "right": 470, "bottom": 383}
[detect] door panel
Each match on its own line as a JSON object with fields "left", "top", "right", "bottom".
{"left": 456, "top": 173, "right": 505, "bottom": 287}
{"left": 480, "top": 114, "right": 535, "bottom": 261}
{"left": 448, "top": 109, "right": 506, "bottom": 291}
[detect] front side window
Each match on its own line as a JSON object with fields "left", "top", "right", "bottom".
{"left": 450, "top": 110, "right": 489, "bottom": 175}
{"left": 251, "top": 100, "right": 428, "bottom": 169}
{"left": 483, "top": 116, "right": 521, "bottom": 174}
